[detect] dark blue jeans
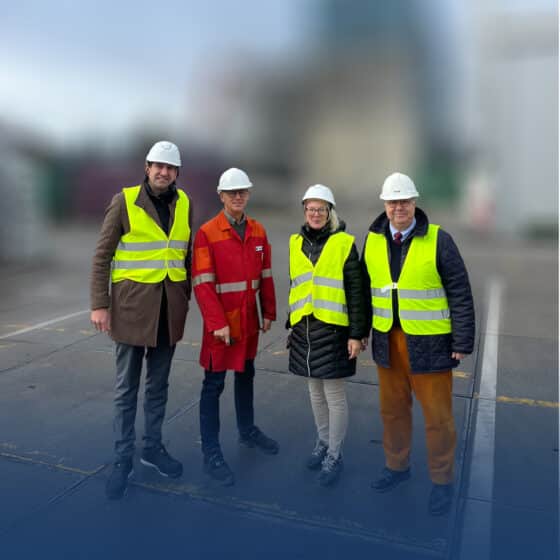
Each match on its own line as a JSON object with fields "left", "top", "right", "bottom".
{"left": 113, "top": 342, "right": 176, "bottom": 460}
{"left": 199, "top": 359, "right": 255, "bottom": 456}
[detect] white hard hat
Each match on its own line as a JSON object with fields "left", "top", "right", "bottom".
{"left": 302, "top": 184, "right": 336, "bottom": 207}
{"left": 380, "top": 172, "right": 419, "bottom": 200}
{"left": 146, "top": 141, "right": 181, "bottom": 167}
{"left": 217, "top": 167, "right": 253, "bottom": 191}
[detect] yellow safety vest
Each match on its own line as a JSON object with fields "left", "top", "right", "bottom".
{"left": 111, "top": 185, "right": 190, "bottom": 284}
{"left": 289, "top": 231, "right": 354, "bottom": 327}
{"left": 364, "top": 224, "right": 451, "bottom": 335}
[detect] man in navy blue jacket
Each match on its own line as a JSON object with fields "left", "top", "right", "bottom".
{"left": 362, "top": 172, "right": 475, "bottom": 516}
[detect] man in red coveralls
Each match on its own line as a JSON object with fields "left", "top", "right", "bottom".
{"left": 192, "top": 167, "right": 278, "bottom": 485}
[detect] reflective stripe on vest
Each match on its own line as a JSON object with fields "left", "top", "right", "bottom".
{"left": 288, "top": 231, "right": 354, "bottom": 327}
{"left": 111, "top": 185, "right": 191, "bottom": 284}
{"left": 364, "top": 224, "right": 452, "bottom": 335}
{"left": 214, "top": 279, "right": 261, "bottom": 294}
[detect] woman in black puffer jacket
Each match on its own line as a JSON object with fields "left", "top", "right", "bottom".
{"left": 287, "top": 184, "right": 368, "bottom": 487}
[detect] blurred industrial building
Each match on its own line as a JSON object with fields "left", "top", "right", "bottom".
{"left": 0, "top": 0, "right": 557, "bottom": 263}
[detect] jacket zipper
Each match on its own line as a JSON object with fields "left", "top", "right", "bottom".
{"left": 302, "top": 231, "right": 313, "bottom": 376}
{"left": 305, "top": 315, "right": 311, "bottom": 376}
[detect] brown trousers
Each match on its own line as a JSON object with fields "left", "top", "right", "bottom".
{"left": 377, "top": 328, "right": 456, "bottom": 485}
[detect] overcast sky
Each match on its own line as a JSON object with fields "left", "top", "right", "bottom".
{"left": 2, "top": 0, "right": 554, "bottom": 149}
{"left": 1, "top": 0, "right": 312, "bottom": 146}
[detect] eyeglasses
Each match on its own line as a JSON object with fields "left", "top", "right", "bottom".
{"left": 385, "top": 200, "right": 414, "bottom": 208}
{"left": 305, "top": 206, "right": 328, "bottom": 215}
{"left": 223, "top": 189, "right": 249, "bottom": 198}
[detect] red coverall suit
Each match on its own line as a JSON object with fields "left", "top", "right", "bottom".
{"left": 193, "top": 210, "right": 276, "bottom": 456}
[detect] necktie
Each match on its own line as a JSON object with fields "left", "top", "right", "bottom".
{"left": 393, "top": 231, "right": 403, "bottom": 245}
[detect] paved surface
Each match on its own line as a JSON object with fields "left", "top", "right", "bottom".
{"left": 0, "top": 206, "right": 557, "bottom": 559}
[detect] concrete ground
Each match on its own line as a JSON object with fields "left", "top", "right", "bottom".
{"left": 0, "top": 206, "right": 557, "bottom": 560}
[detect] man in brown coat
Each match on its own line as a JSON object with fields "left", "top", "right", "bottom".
{"left": 90, "top": 141, "right": 192, "bottom": 499}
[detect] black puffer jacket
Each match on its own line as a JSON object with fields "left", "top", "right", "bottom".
{"left": 361, "top": 208, "right": 475, "bottom": 374}
{"left": 288, "top": 221, "right": 369, "bottom": 379}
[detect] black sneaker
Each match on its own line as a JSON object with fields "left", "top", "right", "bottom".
{"left": 371, "top": 467, "right": 411, "bottom": 493}
{"left": 429, "top": 483, "right": 454, "bottom": 516}
{"left": 140, "top": 445, "right": 183, "bottom": 478}
{"left": 239, "top": 426, "right": 279, "bottom": 455}
{"left": 203, "top": 452, "right": 235, "bottom": 486}
{"left": 318, "top": 453, "right": 343, "bottom": 487}
{"left": 306, "top": 440, "right": 328, "bottom": 470}
{"left": 105, "top": 459, "right": 133, "bottom": 500}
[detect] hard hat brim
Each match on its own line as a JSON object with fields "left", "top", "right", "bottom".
{"left": 380, "top": 193, "right": 419, "bottom": 201}
{"left": 147, "top": 158, "right": 181, "bottom": 167}
{"left": 217, "top": 183, "right": 253, "bottom": 191}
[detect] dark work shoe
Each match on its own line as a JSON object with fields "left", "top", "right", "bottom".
{"left": 371, "top": 467, "right": 411, "bottom": 493}
{"left": 203, "top": 452, "right": 235, "bottom": 486}
{"left": 140, "top": 445, "right": 183, "bottom": 478}
{"left": 239, "top": 426, "right": 279, "bottom": 455}
{"left": 105, "top": 459, "right": 133, "bottom": 500}
{"left": 306, "top": 440, "right": 328, "bottom": 470}
{"left": 429, "top": 483, "right": 454, "bottom": 516}
{"left": 318, "top": 453, "right": 343, "bottom": 487}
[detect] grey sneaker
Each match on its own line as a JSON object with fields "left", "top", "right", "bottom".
{"left": 318, "top": 453, "right": 343, "bottom": 487}
{"left": 306, "top": 440, "right": 328, "bottom": 470}
{"left": 105, "top": 459, "right": 133, "bottom": 500}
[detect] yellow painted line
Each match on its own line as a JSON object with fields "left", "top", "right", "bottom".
{"left": 271, "top": 350, "right": 288, "bottom": 356}
{"left": 0, "top": 310, "right": 89, "bottom": 340}
{"left": 496, "top": 396, "right": 559, "bottom": 408}
{"left": 359, "top": 359, "right": 375, "bottom": 367}
{"left": 355, "top": 363, "right": 472, "bottom": 378}
{"left": 0, "top": 450, "right": 104, "bottom": 475}
{"left": 0, "top": 448, "right": 448, "bottom": 550}
{"left": 474, "top": 393, "right": 558, "bottom": 408}
{"left": 0, "top": 342, "right": 16, "bottom": 349}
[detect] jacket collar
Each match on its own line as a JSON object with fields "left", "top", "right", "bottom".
{"left": 133, "top": 181, "right": 178, "bottom": 232}
{"left": 300, "top": 220, "right": 347, "bottom": 241}
{"left": 217, "top": 210, "right": 252, "bottom": 232}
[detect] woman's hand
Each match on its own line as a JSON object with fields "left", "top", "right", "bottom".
{"left": 348, "top": 338, "right": 362, "bottom": 360}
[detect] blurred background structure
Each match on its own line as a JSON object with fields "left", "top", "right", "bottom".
{"left": 0, "top": 0, "right": 557, "bottom": 260}
{"left": 0, "top": 4, "right": 558, "bottom": 558}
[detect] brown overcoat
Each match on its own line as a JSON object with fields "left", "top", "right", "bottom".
{"left": 90, "top": 182, "right": 192, "bottom": 347}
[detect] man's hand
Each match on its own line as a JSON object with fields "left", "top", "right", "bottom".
{"left": 348, "top": 338, "right": 362, "bottom": 360}
{"left": 261, "top": 318, "right": 272, "bottom": 333}
{"left": 91, "top": 308, "right": 111, "bottom": 333}
{"left": 213, "top": 325, "right": 231, "bottom": 345}
{"left": 452, "top": 352, "right": 466, "bottom": 360}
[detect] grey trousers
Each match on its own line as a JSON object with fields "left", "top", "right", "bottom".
{"left": 307, "top": 377, "right": 348, "bottom": 459}
{"left": 113, "top": 342, "right": 176, "bottom": 460}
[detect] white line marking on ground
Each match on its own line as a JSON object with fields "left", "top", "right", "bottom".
{"left": 0, "top": 310, "right": 89, "bottom": 340}
{"left": 460, "top": 276, "right": 503, "bottom": 560}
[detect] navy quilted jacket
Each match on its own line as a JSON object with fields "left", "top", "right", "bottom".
{"left": 361, "top": 208, "right": 475, "bottom": 373}
{"left": 288, "top": 222, "right": 369, "bottom": 379}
